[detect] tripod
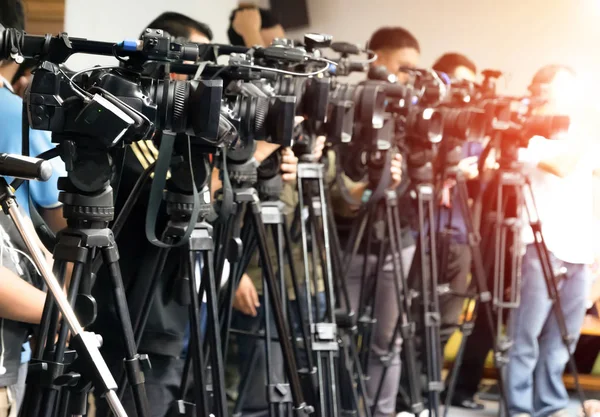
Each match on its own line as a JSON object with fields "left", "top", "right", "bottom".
{"left": 104, "top": 139, "right": 227, "bottom": 417}
{"left": 295, "top": 157, "right": 345, "bottom": 417}
{"left": 433, "top": 155, "right": 508, "bottom": 417}
{"left": 321, "top": 150, "right": 372, "bottom": 417}
{"left": 0, "top": 152, "right": 137, "bottom": 417}
{"left": 444, "top": 136, "right": 587, "bottom": 415}
{"left": 216, "top": 148, "right": 312, "bottom": 417}
{"left": 229, "top": 172, "right": 315, "bottom": 417}
{"left": 339, "top": 150, "right": 422, "bottom": 417}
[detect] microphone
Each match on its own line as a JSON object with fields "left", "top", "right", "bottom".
{"left": 0, "top": 154, "right": 53, "bottom": 182}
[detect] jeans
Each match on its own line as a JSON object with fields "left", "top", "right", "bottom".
{"left": 181, "top": 302, "right": 207, "bottom": 358}
{"left": 345, "top": 245, "right": 415, "bottom": 417}
{"left": 506, "top": 245, "right": 590, "bottom": 417}
{"left": 232, "top": 292, "right": 327, "bottom": 417}
{"left": 0, "top": 363, "right": 27, "bottom": 417}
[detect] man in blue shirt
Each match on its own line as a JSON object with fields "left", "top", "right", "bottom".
{"left": 0, "top": 70, "right": 65, "bottom": 224}
{"left": 0, "top": 1, "right": 66, "bottom": 415}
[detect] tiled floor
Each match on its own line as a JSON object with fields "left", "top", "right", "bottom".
{"left": 440, "top": 382, "right": 600, "bottom": 417}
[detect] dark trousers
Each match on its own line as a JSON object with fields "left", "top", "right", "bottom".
{"left": 94, "top": 354, "right": 184, "bottom": 417}
{"left": 450, "top": 297, "right": 494, "bottom": 398}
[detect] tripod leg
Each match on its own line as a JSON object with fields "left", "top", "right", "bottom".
{"left": 39, "top": 261, "right": 86, "bottom": 417}
{"left": 452, "top": 177, "right": 510, "bottom": 416}
{"left": 249, "top": 202, "right": 310, "bottom": 415}
{"left": 201, "top": 249, "right": 229, "bottom": 417}
{"left": 22, "top": 260, "right": 65, "bottom": 417}
{"left": 372, "top": 197, "right": 422, "bottom": 416}
{"left": 233, "top": 342, "right": 261, "bottom": 417}
{"left": 101, "top": 246, "right": 150, "bottom": 417}
{"left": 183, "top": 251, "right": 210, "bottom": 417}
{"left": 220, "top": 205, "right": 252, "bottom": 357}
{"left": 416, "top": 187, "right": 443, "bottom": 417}
{"left": 344, "top": 333, "right": 373, "bottom": 417}
{"left": 282, "top": 221, "right": 314, "bottom": 372}
{"left": 523, "top": 183, "right": 588, "bottom": 413}
{"left": 263, "top": 273, "right": 278, "bottom": 417}
{"left": 270, "top": 223, "right": 305, "bottom": 373}
{"left": 115, "top": 243, "right": 171, "bottom": 401}
{"left": 324, "top": 191, "right": 351, "bottom": 311}
{"left": 33, "top": 260, "right": 66, "bottom": 359}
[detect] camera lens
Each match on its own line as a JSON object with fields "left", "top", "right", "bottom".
{"left": 408, "top": 107, "right": 443, "bottom": 144}
{"left": 525, "top": 114, "right": 570, "bottom": 139}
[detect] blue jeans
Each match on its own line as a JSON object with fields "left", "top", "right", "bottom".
{"left": 506, "top": 245, "right": 590, "bottom": 417}
{"left": 181, "top": 303, "right": 207, "bottom": 358}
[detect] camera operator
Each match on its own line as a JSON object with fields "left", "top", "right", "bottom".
{"left": 505, "top": 65, "right": 600, "bottom": 417}
{"left": 90, "top": 12, "right": 215, "bottom": 417}
{"left": 0, "top": 2, "right": 66, "bottom": 232}
{"left": 229, "top": 135, "right": 317, "bottom": 417}
{"left": 394, "top": 52, "right": 484, "bottom": 413}
{"left": 228, "top": 3, "right": 285, "bottom": 48}
{"left": 0, "top": 1, "right": 67, "bottom": 415}
{"left": 429, "top": 52, "right": 481, "bottom": 351}
{"left": 331, "top": 26, "right": 416, "bottom": 417}
{"left": 90, "top": 12, "right": 301, "bottom": 417}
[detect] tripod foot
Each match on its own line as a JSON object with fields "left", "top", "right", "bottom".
{"left": 294, "top": 403, "right": 315, "bottom": 416}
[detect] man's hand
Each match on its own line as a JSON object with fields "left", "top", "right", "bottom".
{"left": 390, "top": 153, "right": 403, "bottom": 189}
{"left": 232, "top": 8, "right": 262, "bottom": 42}
{"left": 458, "top": 156, "right": 479, "bottom": 180}
{"left": 313, "top": 136, "right": 326, "bottom": 161}
{"left": 233, "top": 273, "right": 260, "bottom": 317}
{"left": 582, "top": 400, "right": 600, "bottom": 417}
{"left": 0, "top": 267, "right": 46, "bottom": 324}
{"left": 280, "top": 148, "right": 298, "bottom": 183}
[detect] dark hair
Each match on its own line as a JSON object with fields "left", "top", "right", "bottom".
{"left": 0, "top": 0, "right": 25, "bottom": 31}
{"left": 228, "top": 6, "right": 280, "bottom": 46}
{"left": 140, "top": 12, "right": 213, "bottom": 41}
{"left": 367, "top": 27, "right": 420, "bottom": 53}
{"left": 432, "top": 53, "right": 476, "bottom": 77}
{"left": 529, "top": 64, "right": 576, "bottom": 94}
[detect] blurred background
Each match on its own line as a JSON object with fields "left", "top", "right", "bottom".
{"left": 20, "top": 0, "right": 595, "bottom": 95}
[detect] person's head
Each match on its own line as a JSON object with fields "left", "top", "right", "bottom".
{"left": 228, "top": 5, "right": 285, "bottom": 47}
{"left": 0, "top": 0, "right": 25, "bottom": 81}
{"left": 528, "top": 64, "right": 577, "bottom": 116}
{"left": 142, "top": 12, "right": 213, "bottom": 45}
{"left": 432, "top": 53, "right": 477, "bottom": 82}
{"left": 142, "top": 12, "right": 213, "bottom": 80}
{"left": 367, "top": 27, "right": 420, "bottom": 83}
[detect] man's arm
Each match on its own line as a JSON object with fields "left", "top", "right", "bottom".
{"left": 232, "top": 8, "right": 264, "bottom": 47}
{"left": 40, "top": 206, "right": 67, "bottom": 234}
{"left": 523, "top": 135, "right": 591, "bottom": 178}
{"left": 537, "top": 151, "right": 583, "bottom": 178}
{"left": 0, "top": 267, "right": 45, "bottom": 324}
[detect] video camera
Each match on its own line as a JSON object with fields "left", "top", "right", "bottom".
{"left": 435, "top": 69, "right": 569, "bottom": 145}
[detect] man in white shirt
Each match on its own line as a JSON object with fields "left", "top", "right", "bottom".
{"left": 506, "top": 65, "right": 598, "bottom": 417}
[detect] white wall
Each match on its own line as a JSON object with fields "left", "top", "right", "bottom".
{"left": 64, "top": 0, "right": 600, "bottom": 95}
{"left": 64, "top": 0, "right": 238, "bottom": 69}
{"left": 287, "top": 0, "right": 600, "bottom": 95}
